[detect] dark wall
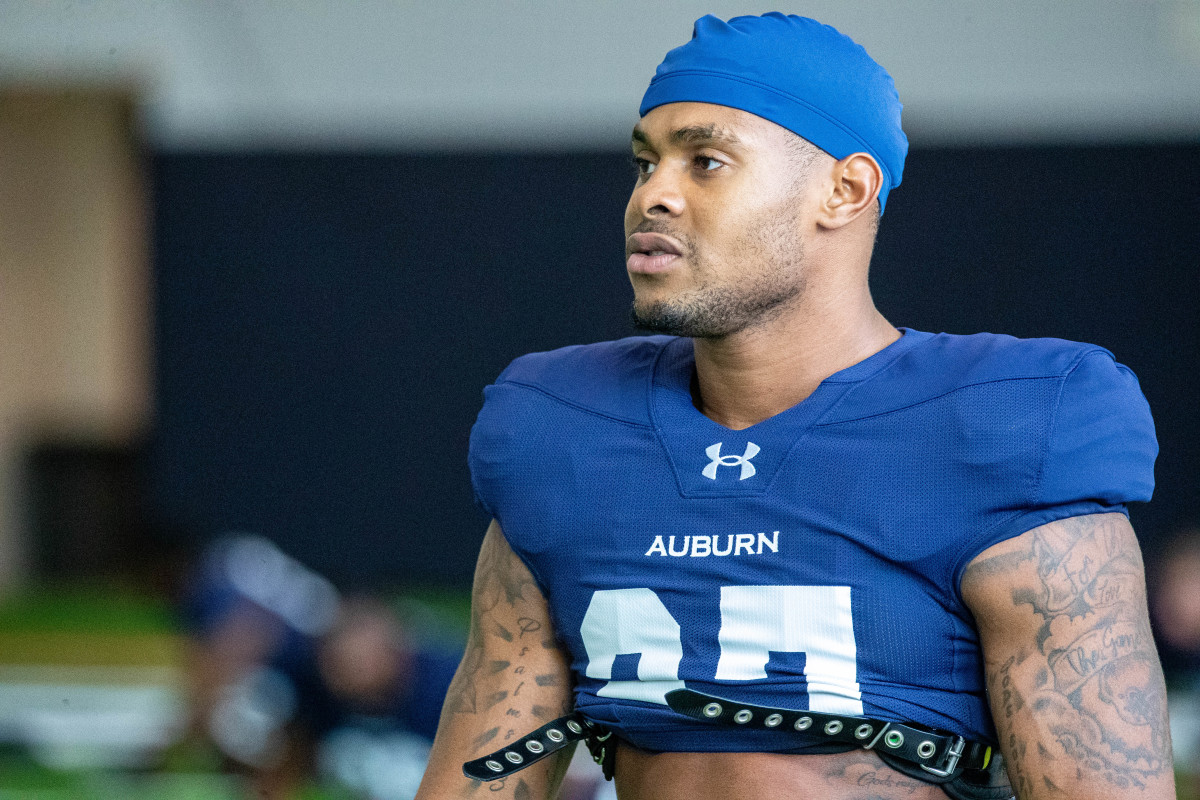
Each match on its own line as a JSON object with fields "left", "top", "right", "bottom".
{"left": 151, "top": 146, "right": 1200, "bottom": 589}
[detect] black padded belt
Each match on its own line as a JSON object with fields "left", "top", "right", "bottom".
{"left": 464, "top": 691, "right": 1012, "bottom": 800}
{"left": 462, "top": 713, "right": 610, "bottom": 782}
{"left": 666, "top": 689, "right": 1013, "bottom": 800}
{"left": 666, "top": 689, "right": 990, "bottom": 780}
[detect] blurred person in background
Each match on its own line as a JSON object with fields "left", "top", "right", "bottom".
{"left": 180, "top": 534, "right": 473, "bottom": 799}
{"left": 1150, "top": 526, "right": 1200, "bottom": 798}
{"left": 176, "top": 534, "right": 340, "bottom": 769}
{"left": 175, "top": 534, "right": 339, "bottom": 786}
{"left": 257, "top": 596, "right": 461, "bottom": 800}
{"left": 1151, "top": 526, "right": 1200, "bottom": 689}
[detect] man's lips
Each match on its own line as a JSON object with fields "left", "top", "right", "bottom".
{"left": 626, "top": 232, "right": 684, "bottom": 274}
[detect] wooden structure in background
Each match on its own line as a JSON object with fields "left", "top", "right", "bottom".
{"left": 0, "top": 89, "right": 151, "bottom": 591}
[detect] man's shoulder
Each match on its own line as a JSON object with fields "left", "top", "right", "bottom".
{"left": 487, "top": 335, "right": 676, "bottom": 424}
{"left": 913, "top": 329, "right": 1114, "bottom": 382}
{"left": 826, "top": 330, "right": 1122, "bottom": 423}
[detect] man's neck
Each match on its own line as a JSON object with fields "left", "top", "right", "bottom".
{"left": 690, "top": 295, "right": 899, "bottom": 431}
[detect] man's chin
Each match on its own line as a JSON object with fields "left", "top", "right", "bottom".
{"left": 631, "top": 301, "right": 722, "bottom": 339}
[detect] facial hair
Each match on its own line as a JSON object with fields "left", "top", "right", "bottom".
{"left": 630, "top": 208, "right": 806, "bottom": 340}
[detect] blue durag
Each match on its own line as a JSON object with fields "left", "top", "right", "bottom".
{"left": 640, "top": 13, "right": 908, "bottom": 212}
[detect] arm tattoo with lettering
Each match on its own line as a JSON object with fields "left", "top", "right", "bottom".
{"left": 441, "top": 529, "right": 545, "bottom": 719}
{"left": 438, "top": 527, "right": 574, "bottom": 798}
{"left": 970, "top": 514, "right": 1173, "bottom": 793}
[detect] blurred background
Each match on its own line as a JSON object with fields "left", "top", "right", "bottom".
{"left": 1, "top": 1, "right": 1198, "bottom": 797}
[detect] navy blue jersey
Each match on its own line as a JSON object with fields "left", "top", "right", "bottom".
{"left": 468, "top": 329, "right": 1156, "bottom": 752}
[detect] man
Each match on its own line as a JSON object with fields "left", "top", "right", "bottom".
{"left": 415, "top": 13, "right": 1174, "bottom": 800}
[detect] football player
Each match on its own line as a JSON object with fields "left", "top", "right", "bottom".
{"left": 415, "top": 13, "right": 1174, "bottom": 800}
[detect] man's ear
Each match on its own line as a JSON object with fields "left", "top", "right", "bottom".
{"left": 817, "top": 153, "right": 882, "bottom": 230}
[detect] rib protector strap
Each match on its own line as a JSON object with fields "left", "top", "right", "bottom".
{"left": 463, "top": 714, "right": 603, "bottom": 782}
{"left": 665, "top": 689, "right": 987, "bottom": 777}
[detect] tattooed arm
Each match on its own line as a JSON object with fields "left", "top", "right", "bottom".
{"left": 416, "top": 520, "right": 575, "bottom": 800}
{"left": 961, "top": 513, "right": 1174, "bottom": 799}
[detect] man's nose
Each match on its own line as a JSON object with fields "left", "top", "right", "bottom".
{"left": 633, "top": 167, "right": 685, "bottom": 218}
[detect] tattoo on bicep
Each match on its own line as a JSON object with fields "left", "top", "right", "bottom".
{"left": 445, "top": 633, "right": 484, "bottom": 714}
{"left": 1010, "top": 515, "right": 1171, "bottom": 788}
{"left": 475, "top": 529, "right": 539, "bottom": 614}
{"left": 449, "top": 530, "right": 544, "bottom": 717}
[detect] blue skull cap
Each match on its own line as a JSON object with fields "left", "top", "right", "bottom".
{"left": 640, "top": 13, "right": 908, "bottom": 212}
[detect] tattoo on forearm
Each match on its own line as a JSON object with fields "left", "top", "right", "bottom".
{"left": 980, "top": 515, "right": 1173, "bottom": 792}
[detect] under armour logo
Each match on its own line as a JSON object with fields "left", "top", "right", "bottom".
{"left": 702, "top": 442, "right": 760, "bottom": 481}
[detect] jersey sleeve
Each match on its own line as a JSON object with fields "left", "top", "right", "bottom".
{"left": 467, "top": 377, "right": 520, "bottom": 521}
{"left": 467, "top": 337, "right": 667, "bottom": 522}
{"left": 1038, "top": 351, "right": 1157, "bottom": 509}
{"left": 954, "top": 350, "right": 1157, "bottom": 586}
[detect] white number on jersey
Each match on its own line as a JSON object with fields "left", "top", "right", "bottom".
{"left": 580, "top": 588, "right": 687, "bottom": 704}
{"left": 579, "top": 585, "right": 862, "bottom": 714}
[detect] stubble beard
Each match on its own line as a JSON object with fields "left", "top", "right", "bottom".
{"left": 630, "top": 217, "right": 807, "bottom": 340}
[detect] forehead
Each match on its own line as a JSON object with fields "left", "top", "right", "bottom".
{"left": 632, "top": 102, "right": 797, "bottom": 150}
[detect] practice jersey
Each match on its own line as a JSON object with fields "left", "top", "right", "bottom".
{"left": 468, "top": 329, "right": 1157, "bottom": 752}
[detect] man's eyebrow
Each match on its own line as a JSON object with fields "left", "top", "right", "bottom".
{"left": 671, "top": 125, "right": 741, "bottom": 146}
{"left": 630, "top": 124, "right": 743, "bottom": 149}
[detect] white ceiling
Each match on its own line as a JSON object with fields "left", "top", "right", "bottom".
{"left": 3, "top": 0, "right": 1199, "bottom": 150}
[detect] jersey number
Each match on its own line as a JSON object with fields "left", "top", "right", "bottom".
{"left": 579, "top": 586, "right": 862, "bottom": 715}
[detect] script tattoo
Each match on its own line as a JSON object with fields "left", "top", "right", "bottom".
{"left": 969, "top": 514, "right": 1172, "bottom": 794}
{"left": 821, "top": 749, "right": 944, "bottom": 799}
{"left": 442, "top": 528, "right": 540, "bottom": 717}
{"left": 434, "top": 524, "right": 575, "bottom": 799}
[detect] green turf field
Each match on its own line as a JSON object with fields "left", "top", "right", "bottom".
{"left": 0, "top": 582, "right": 468, "bottom": 799}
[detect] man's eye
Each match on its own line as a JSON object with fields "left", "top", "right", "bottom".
{"left": 695, "top": 156, "right": 722, "bottom": 171}
{"left": 632, "top": 157, "right": 657, "bottom": 176}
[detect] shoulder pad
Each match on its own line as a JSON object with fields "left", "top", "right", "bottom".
{"left": 826, "top": 332, "right": 1110, "bottom": 422}
{"left": 494, "top": 336, "right": 674, "bottom": 426}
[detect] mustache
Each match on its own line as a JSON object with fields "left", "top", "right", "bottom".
{"left": 628, "top": 221, "right": 692, "bottom": 254}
